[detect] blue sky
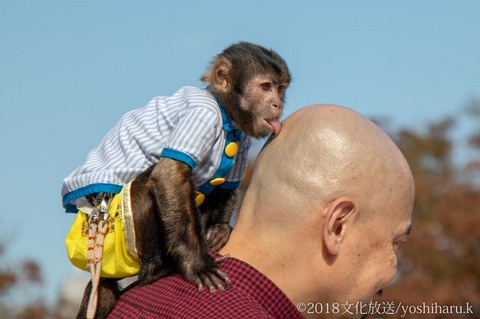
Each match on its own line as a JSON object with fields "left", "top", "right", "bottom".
{"left": 1, "top": 1, "right": 479, "bottom": 305}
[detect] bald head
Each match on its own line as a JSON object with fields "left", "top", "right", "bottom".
{"left": 221, "top": 104, "right": 415, "bottom": 311}
{"left": 246, "top": 104, "right": 413, "bottom": 224}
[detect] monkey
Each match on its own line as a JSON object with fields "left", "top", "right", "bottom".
{"left": 62, "top": 41, "right": 291, "bottom": 318}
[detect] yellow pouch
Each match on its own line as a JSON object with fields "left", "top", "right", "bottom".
{"left": 65, "top": 187, "right": 141, "bottom": 278}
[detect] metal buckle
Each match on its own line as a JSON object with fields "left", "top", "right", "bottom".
{"left": 87, "top": 194, "right": 112, "bottom": 227}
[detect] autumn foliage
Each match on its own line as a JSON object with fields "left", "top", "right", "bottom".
{"left": 0, "top": 242, "right": 48, "bottom": 319}
{"left": 374, "top": 101, "right": 480, "bottom": 318}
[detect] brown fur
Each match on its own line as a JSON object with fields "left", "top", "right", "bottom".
{"left": 204, "top": 42, "right": 291, "bottom": 138}
{"left": 77, "top": 41, "right": 290, "bottom": 319}
{"left": 76, "top": 279, "right": 120, "bottom": 319}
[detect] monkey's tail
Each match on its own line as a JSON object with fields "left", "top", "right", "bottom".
{"left": 76, "top": 278, "right": 121, "bottom": 319}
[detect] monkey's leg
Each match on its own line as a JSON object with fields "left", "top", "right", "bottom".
{"left": 150, "top": 158, "right": 231, "bottom": 292}
{"left": 130, "top": 167, "right": 173, "bottom": 285}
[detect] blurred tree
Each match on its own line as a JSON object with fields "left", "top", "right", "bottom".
{"left": 375, "top": 100, "right": 480, "bottom": 318}
{"left": 0, "top": 239, "right": 75, "bottom": 318}
{"left": 0, "top": 239, "right": 49, "bottom": 319}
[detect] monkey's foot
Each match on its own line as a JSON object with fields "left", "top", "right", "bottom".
{"left": 192, "top": 255, "right": 231, "bottom": 293}
{"left": 193, "top": 268, "right": 231, "bottom": 293}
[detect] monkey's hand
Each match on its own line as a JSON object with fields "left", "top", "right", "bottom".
{"left": 184, "top": 254, "right": 231, "bottom": 293}
{"left": 206, "top": 223, "right": 232, "bottom": 251}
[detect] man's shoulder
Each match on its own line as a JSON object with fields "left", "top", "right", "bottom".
{"left": 110, "top": 272, "right": 270, "bottom": 318}
{"left": 108, "top": 256, "right": 303, "bottom": 318}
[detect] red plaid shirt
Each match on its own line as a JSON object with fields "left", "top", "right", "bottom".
{"left": 107, "top": 255, "right": 303, "bottom": 319}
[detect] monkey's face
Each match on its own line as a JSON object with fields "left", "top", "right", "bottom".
{"left": 236, "top": 75, "right": 288, "bottom": 138}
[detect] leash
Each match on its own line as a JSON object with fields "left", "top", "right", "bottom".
{"left": 86, "top": 194, "right": 111, "bottom": 319}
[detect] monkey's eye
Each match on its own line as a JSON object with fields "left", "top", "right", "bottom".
{"left": 261, "top": 82, "right": 272, "bottom": 91}
{"left": 278, "top": 85, "right": 286, "bottom": 94}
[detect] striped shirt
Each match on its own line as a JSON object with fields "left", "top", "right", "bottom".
{"left": 61, "top": 86, "right": 252, "bottom": 212}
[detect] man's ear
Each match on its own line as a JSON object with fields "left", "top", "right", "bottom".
{"left": 323, "top": 197, "right": 356, "bottom": 256}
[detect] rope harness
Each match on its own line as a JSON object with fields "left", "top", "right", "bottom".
{"left": 86, "top": 194, "right": 112, "bottom": 319}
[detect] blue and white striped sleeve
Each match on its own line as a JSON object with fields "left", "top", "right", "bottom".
{"left": 161, "top": 107, "right": 220, "bottom": 169}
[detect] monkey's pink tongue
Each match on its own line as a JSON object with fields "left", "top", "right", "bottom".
{"left": 266, "top": 118, "right": 281, "bottom": 137}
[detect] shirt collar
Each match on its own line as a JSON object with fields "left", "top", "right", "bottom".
{"left": 215, "top": 253, "right": 304, "bottom": 319}
{"left": 206, "top": 86, "right": 238, "bottom": 133}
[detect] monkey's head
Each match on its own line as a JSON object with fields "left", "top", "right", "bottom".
{"left": 201, "top": 42, "right": 291, "bottom": 138}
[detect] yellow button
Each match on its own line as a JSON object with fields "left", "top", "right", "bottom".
{"left": 195, "top": 192, "right": 205, "bottom": 207}
{"left": 210, "top": 178, "right": 225, "bottom": 186}
{"left": 225, "top": 142, "right": 239, "bottom": 157}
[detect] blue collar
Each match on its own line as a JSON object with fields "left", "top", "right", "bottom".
{"left": 206, "top": 87, "right": 238, "bottom": 133}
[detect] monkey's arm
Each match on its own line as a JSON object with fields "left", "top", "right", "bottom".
{"left": 201, "top": 188, "right": 237, "bottom": 251}
{"left": 150, "top": 157, "right": 230, "bottom": 292}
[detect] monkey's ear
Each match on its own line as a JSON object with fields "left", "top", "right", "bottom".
{"left": 208, "top": 57, "right": 232, "bottom": 93}
{"left": 322, "top": 197, "right": 356, "bottom": 256}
